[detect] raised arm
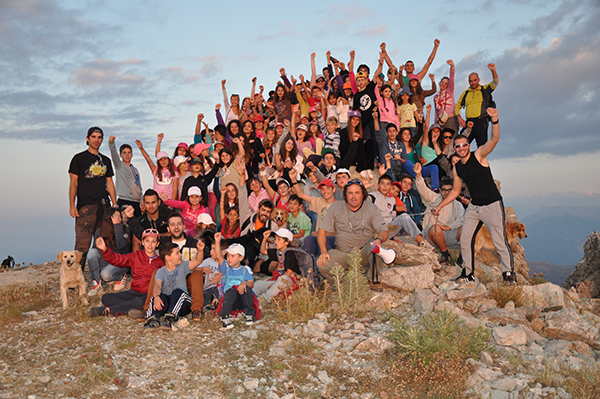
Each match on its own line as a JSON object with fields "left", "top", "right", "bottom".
{"left": 108, "top": 136, "right": 122, "bottom": 171}
{"left": 194, "top": 114, "right": 204, "bottom": 140}
{"left": 489, "top": 63, "right": 499, "bottom": 85}
{"left": 280, "top": 68, "right": 292, "bottom": 89}
{"left": 135, "top": 139, "right": 156, "bottom": 172}
{"left": 310, "top": 52, "right": 317, "bottom": 89}
{"left": 213, "top": 233, "right": 224, "bottom": 266}
{"left": 348, "top": 50, "right": 355, "bottom": 75}
{"left": 475, "top": 108, "right": 499, "bottom": 160}
{"left": 189, "top": 240, "right": 205, "bottom": 269}
{"left": 260, "top": 230, "right": 271, "bottom": 255}
{"left": 221, "top": 80, "right": 231, "bottom": 112}
{"left": 250, "top": 77, "right": 257, "bottom": 98}
{"left": 288, "top": 168, "right": 311, "bottom": 203}
{"left": 417, "top": 39, "right": 440, "bottom": 81}
{"left": 154, "top": 133, "right": 164, "bottom": 158}
{"left": 259, "top": 163, "right": 276, "bottom": 199}
{"left": 232, "top": 137, "right": 245, "bottom": 162}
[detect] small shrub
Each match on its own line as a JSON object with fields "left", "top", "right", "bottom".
{"left": 488, "top": 281, "right": 525, "bottom": 308}
{"left": 272, "top": 277, "right": 329, "bottom": 324}
{"left": 531, "top": 276, "right": 548, "bottom": 285}
{"left": 563, "top": 366, "right": 600, "bottom": 399}
{"left": 328, "top": 249, "right": 371, "bottom": 317}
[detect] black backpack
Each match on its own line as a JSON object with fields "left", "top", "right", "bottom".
{"left": 282, "top": 247, "right": 321, "bottom": 291}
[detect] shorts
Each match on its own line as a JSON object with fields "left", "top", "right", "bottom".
{"left": 424, "top": 226, "right": 460, "bottom": 247}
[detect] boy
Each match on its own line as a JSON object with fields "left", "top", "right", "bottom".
{"left": 248, "top": 176, "right": 270, "bottom": 214}
{"left": 213, "top": 233, "right": 256, "bottom": 329}
{"left": 255, "top": 229, "right": 299, "bottom": 302}
{"left": 197, "top": 235, "right": 222, "bottom": 312}
{"left": 261, "top": 172, "right": 291, "bottom": 210}
{"left": 398, "top": 175, "right": 422, "bottom": 227}
{"left": 318, "top": 148, "right": 338, "bottom": 179}
{"left": 143, "top": 240, "right": 206, "bottom": 330}
{"left": 286, "top": 195, "right": 311, "bottom": 245}
{"left": 90, "top": 229, "right": 163, "bottom": 317}
{"left": 108, "top": 135, "right": 142, "bottom": 218}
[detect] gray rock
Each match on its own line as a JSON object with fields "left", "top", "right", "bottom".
{"left": 317, "top": 370, "right": 330, "bottom": 384}
{"left": 243, "top": 378, "right": 259, "bottom": 390}
{"left": 446, "top": 282, "right": 487, "bottom": 301}
{"left": 522, "top": 283, "right": 565, "bottom": 311}
{"left": 128, "top": 375, "right": 151, "bottom": 389}
{"left": 380, "top": 264, "right": 435, "bottom": 292}
{"left": 240, "top": 330, "right": 258, "bottom": 339}
{"left": 478, "top": 308, "right": 529, "bottom": 326}
{"left": 480, "top": 351, "right": 493, "bottom": 365}
{"left": 410, "top": 288, "right": 435, "bottom": 314}
{"left": 544, "top": 308, "right": 600, "bottom": 349}
{"left": 492, "top": 326, "right": 527, "bottom": 346}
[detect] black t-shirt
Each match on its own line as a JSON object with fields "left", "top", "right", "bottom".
{"left": 137, "top": 205, "right": 170, "bottom": 235}
{"left": 68, "top": 150, "right": 114, "bottom": 208}
{"left": 267, "top": 248, "right": 300, "bottom": 275}
{"left": 455, "top": 152, "right": 502, "bottom": 206}
{"left": 352, "top": 80, "right": 377, "bottom": 125}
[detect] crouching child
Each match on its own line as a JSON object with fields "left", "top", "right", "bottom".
{"left": 213, "top": 232, "right": 258, "bottom": 330}
{"left": 144, "top": 240, "right": 205, "bottom": 330}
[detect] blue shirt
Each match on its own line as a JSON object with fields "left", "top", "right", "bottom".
{"left": 219, "top": 261, "right": 253, "bottom": 292}
{"left": 155, "top": 261, "right": 192, "bottom": 296}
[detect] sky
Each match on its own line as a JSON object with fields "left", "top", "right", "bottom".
{"left": 1, "top": 0, "right": 599, "bottom": 265}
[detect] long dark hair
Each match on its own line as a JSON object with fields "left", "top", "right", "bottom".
{"left": 279, "top": 134, "right": 299, "bottom": 163}
{"left": 227, "top": 119, "right": 242, "bottom": 136}
{"left": 399, "top": 127, "right": 415, "bottom": 149}
{"left": 346, "top": 116, "right": 363, "bottom": 142}
{"left": 101, "top": 208, "right": 120, "bottom": 250}
{"left": 156, "top": 156, "right": 176, "bottom": 182}
{"left": 222, "top": 206, "right": 240, "bottom": 236}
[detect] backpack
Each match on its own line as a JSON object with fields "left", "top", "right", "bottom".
{"left": 282, "top": 247, "right": 321, "bottom": 291}
{"left": 460, "top": 84, "right": 496, "bottom": 118}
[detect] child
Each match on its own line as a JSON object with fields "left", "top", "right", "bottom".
{"left": 197, "top": 235, "right": 221, "bottom": 312}
{"left": 143, "top": 240, "right": 206, "bottom": 330}
{"left": 221, "top": 206, "right": 240, "bottom": 239}
{"left": 137, "top": 140, "right": 179, "bottom": 200}
{"left": 162, "top": 186, "right": 208, "bottom": 236}
{"left": 397, "top": 86, "right": 417, "bottom": 136}
{"left": 89, "top": 229, "right": 164, "bottom": 317}
{"left": 260, "top": 164, "right": 291, "bottom": 211}
{"left": 287, "top": 195, "right": 311, "bottom": 245}
{"left": 174, "top": 155, "right": 191, "bottom": 199}
{"left": 318, "top": 148, "right": 338, "bottom": 179}
{"left": 213, "top": 233, "right": 257, "bottom": 329}
{"left": 255, "top": 229, "right": 299, "bottom": 302}
{"left": 247, "top": 176, "right": 270, "bottom": 214}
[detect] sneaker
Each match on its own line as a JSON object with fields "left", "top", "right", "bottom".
{"left": 221, "top": 316, "right": 234, "bottom": 330}
{"left": 160, "top": 313, "right": 175, "bottom": 330}
{"left": 502, "top": 272, "right": 517, "bottom": 285}
{"left": 143, "top": 316, "right": 160, "bottom": 330}
{"left": 454, "top": 268, "right": 475, "bottom": 283}
{"left": 113, "top": 274, "right": 128, "bottom": 292}
{"left": 89, "top": 306, "right": 109, "bottom": 317}
{"left": 244, "top": 314, "right": 256, "bottom": 326}
{"left": 128, "top": 308, "right": 145, "bottom": 320}
{"left": 87, "top": 281, "right": 103, "bottom": 297}
{"left": 191, "top": 310, "right": 203, "bottom": 321}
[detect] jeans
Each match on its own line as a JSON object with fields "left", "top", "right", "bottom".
{"left": 87, "top": 248, "right": 129, "bottom": 283}
{"left": 401, "top": 160, "right": 440, "bottom": 190}
{"left": 302, "top": 235, "right": 336, "bottom": 257}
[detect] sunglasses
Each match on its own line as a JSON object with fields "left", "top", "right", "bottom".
{"left": 346, "top": 180, "right": 364, "bottom": 187}
{"left": 454, "top": 143, "right": 469, "bottom": 149}
{"left": 443, "top": 135, "right": 453, "bottom": 139}
{"left": 142, "top": 228, "right": 159, "bottom": 236}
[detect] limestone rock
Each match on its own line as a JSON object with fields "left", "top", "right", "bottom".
{"left": 492, "top": 326, "right": 527, "bottom": 346}
{"left": 478, "top": 308, "right": 528, "bottom": 326}
{"left": 380, "top": 264, "right": 435, "bottom": 292}
{"left": 355, "top": 335, "right": 393, "bottom": 352}
{"left": 446, "top": 282, "right": 487, "bottom": 301}
{"left": 382, "top": 239, "right": 440, "bottom": 266}
{"left": 563, "top": 231, "right": 600, "bottom": 298}
{"left": 544, "top": 308, "right": 600, "bottom": 349}
{"left": 521, "top": 283, "right": 565, "bottom": 311}
{"left": 368, "top": 290, "right": 402, "bottom": 310}
{"left": 410, "top": 288, "right": 435, "bottom": 314}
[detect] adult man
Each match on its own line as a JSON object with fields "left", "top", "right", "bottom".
{"left": 239, "top": 173, "right": 279, "bottom": 235}
{"left": 414, "top": 166, "right": 464, "bottom": 265}
{"left": 455, "top": 63, "right": 499, "bottom": 147}
{"left": 69, "top": 127, "right": 117, "bottom": 271}
{"left": 316, "top": 181, "right": 388, "bottom": 285}
{"left": 108, "top": 135, "right": 142, "bottom": 217}
{"left": 130, "top": 189, "right": 170, "bottom": 251}
{"left": 401, "top": 39, "right": 440, "bottom": 85}
{"left": 434, "top": 108, "right": 515, "bottom": 283}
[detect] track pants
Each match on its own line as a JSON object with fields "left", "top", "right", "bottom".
{"left": 146, "top": 288, "right": 192, "bottom": 320}
{"left": 460, "top": 199, "right": 514, "bottom": 275}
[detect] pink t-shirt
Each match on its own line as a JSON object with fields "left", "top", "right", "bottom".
{"left": 164, "top": 199, "right": 208, "bottom": 236}
{"left": 153, "top": 167, "right": 179, "bottom": 200}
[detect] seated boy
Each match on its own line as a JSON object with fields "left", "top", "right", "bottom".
{"left": 286, "top": 195, "right": 311, "bottom": 246}
{"left": 254, "top": 229, "right": 299, "bottom": 303}
{"left": 143, "top": 240, "right": 205, "bottom": 330}
{"left": 197, "top": 235, "right": 221, "bottom": 311}
{"left": 213, "top": 233, "right": 257, "bottom": 329}
{"left": 90, "top": 229, "right": 163, "bottom": 317}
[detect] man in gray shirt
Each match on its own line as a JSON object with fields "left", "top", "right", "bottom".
{"left": 316, "top": 180, "right": 389, "bottom": 284}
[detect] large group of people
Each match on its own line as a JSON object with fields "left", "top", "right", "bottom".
{"left": 68, "top": 40, "right": 516, "bottom": 331}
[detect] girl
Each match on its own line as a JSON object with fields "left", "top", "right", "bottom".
{"left": 220, "top": 207, "right": 240, "bottom": 239}
{"left": 275, "top": 134, "right": 304, "bottom": 176}
{"left": 262, "top": 127, "right": 278, "bottom": 167}
{"left": 247, "top": 176, "right": 270, "bottom": 214}
{"left": 266, "top": 84, "right": 292, "bottom": 122}
{"left": 162, "top": 186, "right": 208, "bottom": 236}
{"left": 399, "top": 126, "right": 439, "bottom": 189}
{"left": 218, "top": 138, "right": 245, "bottom": 190}
{"left": 240, "top": 97, "right": 252, "bottom": 122}
{"left": 242, "top": 120, "right": 265, "bottom": 175}
{"left": 221, "top": 79, "right": 241, "bottom": 124}
{"left": 137, "top": 140, "right": 179, "bottom": 200}
{"left": 397, "top": 86, "right": 417, "bottom": 136}
{"left": 293, "top": 124, "right": 314, "bottom": 160}
{"left": 174, "top": 155, "right": 191, "bottom": 199}
{"left": 338, "top": 110, "right": 370, "bottom": 174}
{"left": 433, "top": 59, "right": 458, "bottom": 133}
{"left": 325, "top": 92, "right": 339, "bottom": 120}
{"left": 374, "top": 82, "right": 399, "bottom": 132}
{"left": 400, "top": 73, "right": 436, "bottom": 112}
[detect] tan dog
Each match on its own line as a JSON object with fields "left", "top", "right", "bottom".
{"left": 271, "top": 208, "right": 289, "bottom": 229}
{"left": 57, "top": 250, "right": 88, "bottom": 310}
{"left": 474, "top": 221, "right": 527, "bottom": 256}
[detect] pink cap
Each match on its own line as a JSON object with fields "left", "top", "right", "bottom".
{"left": 193, "top": 143, "right": 211, "bottom": 156}
{"left": 409, "top": 74, "right": 420, "bottom": 81}
{"left": 176, "top": 142, "right": 189, "bottom": 150}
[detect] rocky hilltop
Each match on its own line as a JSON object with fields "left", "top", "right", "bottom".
{"left": 563, "top": 231, "right": 600, "bottom": 299}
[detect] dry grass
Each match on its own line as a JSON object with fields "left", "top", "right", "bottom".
{"left": 488, "top": 280, "right": 526, "bottom": 308}
{"left": 0, "top": 283, "right": 54, "bottom": 324}
{"left": 564, "top": 367, "right": 600, "bottom": 399}
{"left": 271, "top": 278, "right": 330, "bottom": 324}
{"left": 328, "top": 249, "right": 372, "bottom": 318}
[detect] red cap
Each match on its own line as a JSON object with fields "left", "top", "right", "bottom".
{"left": 253, "top": 114, "right": 264, "bottom": 122}
{"left": 318, "top": 179, "right": 335, "bottom": 188}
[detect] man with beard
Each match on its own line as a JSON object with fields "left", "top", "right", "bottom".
{"left": 130, "top": 189, "right": 170, "bottom": 251}
{"left": 433, "top": 108, "right": 514, "bottom": 283}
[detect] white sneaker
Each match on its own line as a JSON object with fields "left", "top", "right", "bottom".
{"left": 87, "top": 281, "right": 104, "bottom": 297}
{"left": 113, "top": 274, "right": 128, "bottom": 292}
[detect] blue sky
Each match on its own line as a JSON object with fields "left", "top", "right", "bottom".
{"left": 1, "top": 0, "right": 599, "bottom": 264}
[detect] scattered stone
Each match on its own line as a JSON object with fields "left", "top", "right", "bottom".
{"left": 368, "top": 290, "right": 402, "bottom": 310}
{"left": 355, "top": 335, "right": 393, "bottom": 352}
{"left": 492, "top": 326, "right": 527, "bottom": 346}
{"left": 544, "top": 308, "right": 600, "bottom": 349}
{"left": 240, "top": 330, "right": 258, "bottom": 339}
{"left": 504, "top": 301, "right": 515, "bottom": 311}
{"left": 480, "top": 351, "right": 493, "bottom": 365}
{"left": 22, "top": 311, "right": 38, "bottom": 317}
{"left": 410, "top": 288, "right": 435, "bottom": 314}
{"left": 128, "top": 375, "right": 151, "bottom": 389}
{"left": 317, "top": 370, "right": 330, "bottom": 384}
{"left": 243, "top": 378, "right": 259, "bottom": 390}
{"left": 446, "top": 282, "right": 487, "bottom": 301}
{"left": 38, "top": 375, "right": 50, "bottom": 383}
{"left": 521, "top": 283, "right": 565, "bottom": 311}
{"left": 478, "top": 308, "right": 529, "bottom": 326}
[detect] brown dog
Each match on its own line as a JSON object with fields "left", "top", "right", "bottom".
{"left": 474, "top": 221, "right": 527, "bottom": 257}
{"left": 271, "top": 208, "right": 289, "bottom": 229}
{"left": 57, "top": 250, "right": 88, "bottom": 310}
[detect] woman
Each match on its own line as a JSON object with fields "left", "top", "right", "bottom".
{"left": 400, "top": 74, "right": 436, "bottom": 112}
{"left": 399, "top": 127, "right": 439, "bottom": 190}
{"left": 338, "top": 110, "right": 371, "bottom": 174}
{"left": 268, "top": 84, "right": 293, "bottom": 122}
{"left": 275, "top": 134, "right": 304, "bottom": 178}
{"left": 433, "top": 59, "right": 458, "bottom": 134}
{"left": 221, "top": 79, "right": 242, "bottom": 124}
{"left": 241, "top": 120, "right": 265, "bottom": 175}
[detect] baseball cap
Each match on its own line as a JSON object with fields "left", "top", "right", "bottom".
{"left": 193, "top": 142, "right": 211, "bottom": 156}
{"left": 253, "top": 114, "right": 264, "bottom": 122}
{"left": 274, "top": 228, "right": 293, "bottom": 242}
{"left": 276, "top": 177, "right": 290, "bottom": 187}
{"left": 213, "top": 140, "right": 225, "bottom": 148}
{"left": 275, "top": 122, "right": 284, "bottom": 128}
{"left": 196, "top": 213, "right": 215, "bottom": 225}
{"left": 409, "top": 74, "right": 420, "bottom": 81}
{"left": 224, "top": 243, "right": 245, "bottom": 257}
{"left": 343, "top": 82, "right": 352, "bottom": 90}
{"left": 309, "top": 120, "right": 318, "bottom": 125}
{"left": 142, "top": 228, "right": 159, "bottom": 239}
{"left": 300, "top": 114, "right": 309, "bottom": 120}
{"left": 355, "top": 72, "right": 368, "bottom": 80}
{"left": 316, "top": 74, "right": 325, "bottom": 81}
{"left": 156, "top": 151, "right": 169, "bottom": 160}
{"left": 430, "top": 123, "right": 442, "bottom": 132}
{"left": 318, "top": 178, "right": 335, "bottom": 188}
{"left": 347, "top": 110, "right": 361, "bottom": 119}
{"left": 309, "top": 105, "right": 317, "bottom": 113}
{"left": 87, "top": 127, "right": 103, "bottom": 137}
{"left": 190, "top": 157, "right": 203, "bottom": 165}
{"left": 173, "top": 155, "right": 189, "bottom": 168}
{"left": 176, "top": 142, "right": 189, "bottom": 150}
{"left": 321, "top": 147, "right": 335, "bottom": 157}
{"left": 187, "top": 186, "right": 201, "bottom": 197}
{"left": 335, "top": 168, "right": 351, "bottom": 178}
{"left": 297, "top": 124, "right": 308, "bottom": 131}
{"left": 397, "top": 86, "right": 413, "bottom": 97}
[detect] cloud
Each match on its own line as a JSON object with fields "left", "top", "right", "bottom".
{"left": 257, "top": 30, "right": 297, "bottom": 42}
{"left": 165, "top": 66, "right": 201, "bottom": 83}
{"left": 70, "top": 58, "right": 146, "bottom": 87}
{"left": 357, "top": 26, "right": 387, "bottom": 38}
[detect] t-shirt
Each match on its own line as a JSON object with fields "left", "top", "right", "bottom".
{"left": 416, "top": 143, "right": 438, "bottom": 166}
{"left": 152, "top": 167, "right": 178, "bottom": 201}
{"left": 219, "top": 261, "right": 253, "bottom": 293}
{"left": 369, "top": 191, "right": 397, "bottom": 224}
{"left": 397, "top": 103, "right": 417, "bottom": 128}
{"left": 199, "top": 258, "right": 220, "bottom": 290}
{"left": 155, "top": 261, "right": 192, "bottom": 296}
{"left": 267, "top": 248, "right": 300, "bottom": 275}
{"left": 68, "top": 150, "right": 114, "bottom": 208}
{"left": 319, "top": 201, "right": 386, "bottom": 253}
{"left": 352, "top": 80, "right": 377, "bottom": 128}
{"left": 287, "top": 211, "right": 311, "bottom": 238}
{"left": 309, "top": 197, "right": 335, "bottom": 231}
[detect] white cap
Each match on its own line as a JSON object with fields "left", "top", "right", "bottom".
{"left": 297, "top": 124, "right": 308, "bottom": 131}
{"left": 196, "top": 213, "right": 215, "bottom": 225}
{"left": 224, "top": 243, "right": 245, "bottom": 257}
{"left": 174, "top": 155, "right": 188, "bottom": 168}
{"left": 275, "top": 228, "right": 293, "bottom": 242}
{"left": 187, "top": 186, "right": 201, "bottom": 197}
{"left": 335, "top": 168, "right": 351, "bottom": 178}
{"left": 156, "top": 151, "right": 169, "bottom": 160}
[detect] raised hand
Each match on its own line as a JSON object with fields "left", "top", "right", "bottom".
{"left": 398, "top": 64, "right": 405, "bottom": 72}
{"left": 434, "top": 38, "right": 440, "bottom": 46}
{"left": 486, "top": 107, "right": 498, "bottom": 120}
{"left": 349, "top": 50, "right": 355, "bottom": 58}
{"left": 108, "top": 135, "right": 116, "bottom": 144}
{"left": 299, "top": 74, "right": 304, "bottom": 82}
{"left": 284, "top": 119, "right": 290, "bottom": 127}
{"left": 135, "top": 139, "right": 143, "bottom": 149}
{"left": 429, "top": 73, "right": 435, "bottom": 81}
{"left": 259, "top": 85, "right": 264, "bottom": 91}
{"left": 123, "top": 205, "right": 135, "bottom": 219}
{"left": 384, "top": 153, "right": 392, "bottom": 162}
{"left": 488, "top": 63, "right": 496, "bottom": 72}
{"left": 197, "top": 113, "right": 204, "bottom": 120}
{"left": 326, "top": 50, "right": 331, "bottom": 58}
{"left": 197, "top": 239, "right": 205, "bottom": 252}
{"left": 305, "top": 161, "right": 315, "bottom": 170}
{"left": 157, "top": 133, "right": 164, "bottom": 141}
{"left": 311, "top": 52, "right": 316, "bottom": 60}
{"left": 252, "top": 77, "right": 257, "bottom": 83}
{"left": 426, "top": 104, "right": 432, "bottom": 112}
{"left": 290, "top": 75, "right": 297, "bottom": 85}
{"left": 280, "top": 67, "right": 286, "bottom": 76}
{"left": 263, "top": 230, "right": 272, "bottom": 240}
{"left": 380, "top": 42, "right": 386, "bottom": 51}
{"left": 214, "top": 232, "right": 222, "bottom": 242}
{"left": 159, "top": 192, "right": 168, "bottom": 202}
{"left": 215, "top": 103, "right": 221, "bottom": 110}
{"left": 447, "top": 59, "right": 454, "bottom": 68}
{"left": 221, "top": 79, "right": 226, "bottom": 86}
{"left": 289, "top": 168, "right": 298, "bottom": 180}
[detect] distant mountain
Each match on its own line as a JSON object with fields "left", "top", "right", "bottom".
{"left": 520, "top": 206, "right": 600, "bottom": 266}
{"left": 526, "top": 260, "right": 576, "bottom": 286}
